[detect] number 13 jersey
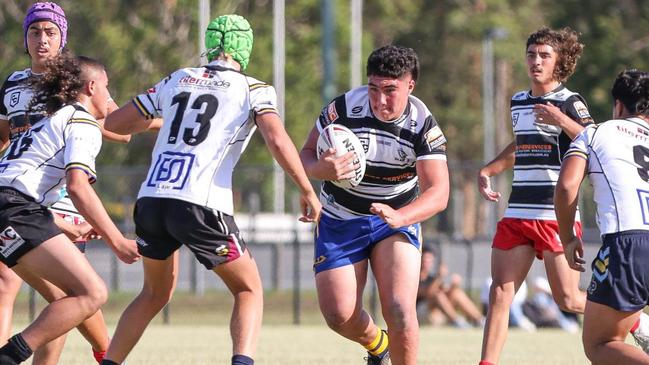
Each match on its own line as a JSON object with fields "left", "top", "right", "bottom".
{"left": 566, "top": 117, "right": 649, "bottom": 235}
{"left": 132, "top": 60, "right": 278, "bottom": 215}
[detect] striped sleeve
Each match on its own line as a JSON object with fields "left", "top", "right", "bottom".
{"left": 132, "top": 75, "right": 172, "bottom": 119}
{"left": 565, "top": 125, "right": 594, "bottom": 160}
{"left": 415, "top": 115, "right": 447, "bottom": 161}
{"left": 248, "top": 77, "right": 278, "bottom": 116}
{"left": 64, "top": 112, "right": 102, "bottom": 183}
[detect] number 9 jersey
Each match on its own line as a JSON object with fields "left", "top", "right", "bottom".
{"left": 565, "top": 117, "right": 649, "bottom": 235}
{"left": 132, "top": 60, "right": 278, "bottom": 215}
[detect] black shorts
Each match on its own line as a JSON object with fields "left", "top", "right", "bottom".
{"left": 134, "top": 197, "right": 247, "bottom": 270}
{"left": 0, "top": 188, "right": 62, "bottom": 267}
{"left": 587, "top": 230, "right": 649, "bottom": 312}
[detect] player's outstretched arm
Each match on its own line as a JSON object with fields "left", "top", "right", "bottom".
{"left": 299, "top": 126, "right": 357, "bottom": 181}
{"left": 66, "top": 169, "right": 140, "bottom": 263}
{"left": 104, "top": 102, "right": 159, "bottom": 136}
{"left": 554, "top": 155, "right": 587, "bottom": 271}
{"left": 257, "top": 113, "right": 321, "bottom": 222}
{"left": 477, "top": 141, "right": 515, "bottom": 201}
{"left": 371, "top": 159, "right": 449, "bottom": 228}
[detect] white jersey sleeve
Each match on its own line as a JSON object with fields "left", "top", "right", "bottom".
{"left": 247, "top": 78, "right": 278, "bottom": 116}
{"left": 564, "top": 125, "right": 594, "bottom": 161}
{"left": 64, "top": 117, "right": 102, "bottom": 183}
{"left": 132, "top": 75, "right": 173, "bottom": 119}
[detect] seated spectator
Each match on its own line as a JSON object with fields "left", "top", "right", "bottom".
{"left": 522, "top": 277, "right": 579, "bottom": 333}
{"left": 417, "top": 243, "right": 485, "bottom": 328}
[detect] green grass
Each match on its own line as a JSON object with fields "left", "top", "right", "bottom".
{"left": 12, "top": 290, "right": 592, "bottom": 364}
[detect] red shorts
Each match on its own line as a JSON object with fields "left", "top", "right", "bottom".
{"left": 492, "top": 218, "right": 582, "bottom": 259}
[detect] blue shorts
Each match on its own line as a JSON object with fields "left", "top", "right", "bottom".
{"left": 313, "top": 214, "right": 421, "bottom": 274}
{"left": 587, "top": 230, "right": 649, "bottom": 312}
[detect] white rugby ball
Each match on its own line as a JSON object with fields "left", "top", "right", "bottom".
{"left": 316, "top": 124, "right": 366, "bottom": 189}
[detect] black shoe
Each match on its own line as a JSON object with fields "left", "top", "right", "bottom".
{"left": 365, "top": 350, "right": 390, "bottom": 365}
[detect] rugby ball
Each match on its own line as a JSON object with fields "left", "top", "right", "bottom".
{"left": 316, "top": 124, "right": 366, "bottom": 189}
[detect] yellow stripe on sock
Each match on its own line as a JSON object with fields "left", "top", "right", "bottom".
{"left": 364, "top": 329, "right": 389, "bottom": 356}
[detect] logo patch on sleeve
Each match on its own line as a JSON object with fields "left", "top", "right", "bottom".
{"left": 424, "top": 125, "right": 446, "bottom": 149}
{"left": 573, "top": 101, "right": 591, "bottom": 119}
{"left": 327, "top": 102, "right": 339, "bottom": 122}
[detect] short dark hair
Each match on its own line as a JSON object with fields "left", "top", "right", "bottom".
{"left": 611, "top": 69, "right": 649, "bottom": 116}
{"left": 526, "top": 27, "right": 583, "bottom": 82}
{"left": 366, "top": 45, "right": 419, "bottom": 81}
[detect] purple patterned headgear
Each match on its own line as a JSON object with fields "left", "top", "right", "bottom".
{"left": 23, "top": 2, "right": 68, "bottom": 50}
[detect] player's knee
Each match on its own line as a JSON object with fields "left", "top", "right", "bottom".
{"left": 77, "top": 282, "right": 108, "bottom": 316}
{"left": 382, "top": 300, "right": 416, "bottom": 331}
{"left": 553, "top": 293, "right": 582, "bottom": 313}
{"left": 321, "top": 308, "right": 355, "bottom": 332}
{"left": 490, "top": 284, "right": 515, "bottom": 307}
{"left": 139, "top": 287, "right": 173, "bottom": 311}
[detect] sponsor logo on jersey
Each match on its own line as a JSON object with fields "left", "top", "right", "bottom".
{"left": 178, "top": 75, "right": 230, "bottom": 89}
{"left": 147, "top": 86, "right": 156, "bottom": 94}
{"left": 351, "top": 105, "right": 363, "bottom": 115}
{"left": 639, "top": 128, "right": 649, "bottom": 137}
{"left": 9, "top": 91, "right": 20, "bottom": 107}
{"left": 573, "top": 101, "right": 590, "bottom": 119}
{"left": 396, "top": 148, "right": 408, "bottom": 162}
{"left": 0, "top": 226, "right": 25, "bottom": 258}
{"left": 146, "top": 151, "right": 196, "bottom": 190}
{"left": 202, "top": 69, "right": 218, "bottom": 79}
{"left": 327, "top": 102, "right": 339, "bottom": 122}
{"left": 359, "top": 137, "right": 369, "bottom": 154}
{"left": 512, "top": 112, "right": 520, "bottom": 127}
{"left": 424, "top": 125, "right": 446, "bottom": 149}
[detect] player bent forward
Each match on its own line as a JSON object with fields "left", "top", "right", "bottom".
{"left": 300, "top": 45, "right": 449, "bottom": 365}
{"left": 99, "top": 14, "right": 320, "bottom": 365}
{"left": 556, "top": 69, "right": 649, "bottom": 365}
{"left": 0, "top": 55, "right": 139, "bottom": 365}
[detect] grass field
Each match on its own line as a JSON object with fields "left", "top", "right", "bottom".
{"left": 12, "top": 291, "right": 595, "bottom": 364}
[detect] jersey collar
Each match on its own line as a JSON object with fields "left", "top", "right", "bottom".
{"left": 527, "top": 83, "right": 565, "bottom": 99}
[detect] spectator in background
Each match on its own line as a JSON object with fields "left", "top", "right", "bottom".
{"left": 417, "top": 243, "right": 484, "bottom": 328}
{"left": 522, "top": 277, "right": 579, "bottom": 333}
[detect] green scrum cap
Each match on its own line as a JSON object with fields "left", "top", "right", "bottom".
{"left": 205, "top": 14, "right": 253, "bottom": 70}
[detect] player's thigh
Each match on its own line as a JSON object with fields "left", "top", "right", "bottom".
{"left": 542, "top": 250, "right": 581, "bottom": 296}
{"left": 582, "top": 300, "right": 639, "bottom": 348}
{"left": 213, "top": 250, "right": 262, "bottom": 295}
{"left": 370, "top": 233, "right": 420, "bottom": 307}
{"left": 141, "top": 253, "right": 179, "bottom": 297}
{"left": 315, "top": 259, "right": 369, "bottom": 316}
{"left": 14, "top": 234, "right": 105, "bottom": 297}
{"left": 491, "top": 246, "right": 535, "bottom": 290}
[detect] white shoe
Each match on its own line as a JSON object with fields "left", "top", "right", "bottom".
{"left": 632, "top": 313, "right": 649, "bottom": 354}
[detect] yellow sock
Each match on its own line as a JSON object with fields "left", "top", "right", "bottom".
{"left": 364, "top": 328, "right": 388, "bottom": 356}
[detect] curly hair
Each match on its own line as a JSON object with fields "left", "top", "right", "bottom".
{"left": 611, "top": 69, "right": 649, "bottom": 116}
{"left": 28, "top": 54, "right": 105, "bottom": 116}
{"left": 526, "top": 27, "right": 584, "bottom": 82}
{"left": 366, "top": 45, "right": 419, "bottom": 81}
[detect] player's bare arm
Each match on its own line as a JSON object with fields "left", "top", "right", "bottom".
{"left": 257, "top": 112, "right": 321, "bottom": 222}
{"left": 371, "top": 158, "right": 449, "bottom": 228}
{"left": 51, "top": 213, "right": 94, "bottom": 242}
{"left": 104, "top": 102, "right": 159, "bottom": 135}
{"left": 554, "top": 155, "right": 587, "bottom": 271}
{"left": 533, "top": 102, "right": 586, "bottom": 139}
{"left": 477, "top": 141, "right": 515, "bottom": 201}
{"left": 299, "top": 125, "right": 358, "bottom": 181}
{"left": 66, "top": 169, "right": 140, "bottom": 263}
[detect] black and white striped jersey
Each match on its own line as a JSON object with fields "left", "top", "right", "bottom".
{"left": 566, "top": 118, "right": 649, "bottom": 235}
{"left": 133, "top": 60, "right": 278, "bottom": 215}
{"left": 506, "top": 84, "right": 593, "bottom": 220}
{"left": 316, "top": 86, "right": 447, "bottom": 219}
{"left": 0, "top": 69, "right": 44, "bottom": 142}
{"left": 0, "top": 103, "right": 102, "bottom": 206}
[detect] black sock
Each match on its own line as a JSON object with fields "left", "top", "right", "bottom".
{"left": 99, "top": 360, "right": 120, "bottom": 365}
{"left": 232, "top": 354, "right": 254, "bottom": 365}
{"left": 0, "top": 334, "right": 33, "bottom": 363}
